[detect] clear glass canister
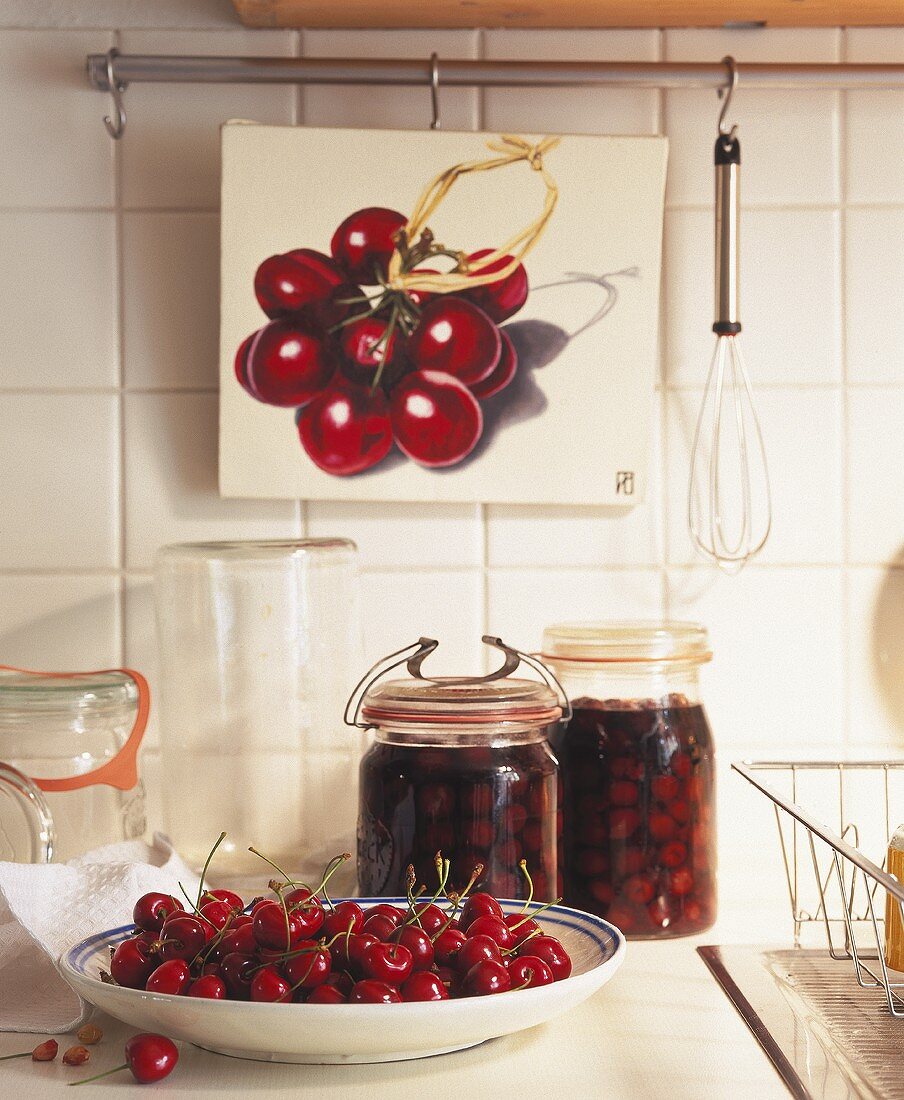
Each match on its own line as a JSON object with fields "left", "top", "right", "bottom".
{"left": 541, "top": 622, "right": 716, "bottom": 938}
{"left": 354, "top": 638, "right": 563, "bottom": 902}
{"left": 0, "top": 669, "right": 147, "bottom": 861}
{"left": 154, "top": 539, "right": 363, "bottom": 889}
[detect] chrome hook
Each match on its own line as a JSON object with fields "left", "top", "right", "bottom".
{"left": 103, "top": 47, "right": 127, "bottom": 139}
{"left": 717, "top": 55, "right": 738, "bottom": 140}
{"left": 429, "top": 52, "right": 441, "bottom": 130}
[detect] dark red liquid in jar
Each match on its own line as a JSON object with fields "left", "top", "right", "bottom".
{"left": 357, "top": 741, "right": 559, "bottom": 900}
{"left": 559, "top": 696, "right": 716, "bottom": 937}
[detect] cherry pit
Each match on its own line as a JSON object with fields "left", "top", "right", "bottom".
{"left": 105, "top": 834, "right": 573, "bottom": 1006}
{"left": 235, "top": 207, "right": 531, "bottom": 475}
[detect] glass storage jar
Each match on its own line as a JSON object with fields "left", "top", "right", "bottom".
{"left": 0, "top": 668, "right": 147, "bottom": 861}
{"left": 352, "top": 637, "right": 564, "bottom": 901}
{"left": 542, "top": 622, "right": 715, "bottom": 939}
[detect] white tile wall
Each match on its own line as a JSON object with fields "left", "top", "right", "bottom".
{"left": 2, "top": 7, "right": 904, "bottom": 938}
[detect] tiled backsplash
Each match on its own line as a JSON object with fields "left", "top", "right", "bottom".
{"left": 1, "top": 2, "right": 902, "bottom": 937}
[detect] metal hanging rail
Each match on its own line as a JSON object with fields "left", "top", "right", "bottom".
{"left": 86, "top": 50, "right": 904, "bottom": 138}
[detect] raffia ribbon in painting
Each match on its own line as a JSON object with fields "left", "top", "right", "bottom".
{"left": 384, "top": 134, "right": 561, "bottom": 295}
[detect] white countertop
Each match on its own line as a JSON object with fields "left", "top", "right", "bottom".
{"left": 0, "top": 939, "right": 787, "bottom": 1100}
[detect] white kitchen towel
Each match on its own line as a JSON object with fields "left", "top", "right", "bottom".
{"left": 0, "top": 834, "right": 198, "bottom": 1033}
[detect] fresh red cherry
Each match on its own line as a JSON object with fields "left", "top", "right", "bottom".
{"left": 412, "top": 902, "right": 447, "bottom": 936}
{"left": 401, "top": 972, "right": 449, "bottom": 1002}
{"left": 469, "top": 327, "right": 517, "bottom": 399}
{"left": 459, "top": 892, "right": 504, "bottom": 931}
{"left": 251, "top": 966, "right": 291, "bottom": 1003}
{"left": 246, "top": 318, "right": 334, "bottom": 408}
{"left": 465, "top": 915, "right": 516, "bottom": 950}
{"left": 198, "top": 900, "right": 234, "bottom": 933}
{"left": 132, "top": 892, "right": 183, "bottom": 933}
{"left": 339, "top": 315, "right": 402, "bottom": 386}
{"left": 390, "top": 369, "right": 482, "bottom": 468}
{"left": 322, "top": 900, "right": 364, "bottom": 940}
{"left": 454, "top": 933, "right": 501, "bottom": 975}
{"left": 433, "top": 927, "right": 467, "bottom": 966}
{"left": 111, "top": 936, "right": 156, "bottom": 989}
{"left": 407, "top": 298, "right": 500, "bottom": 386}
{"left": 306, "top": 984, "right": 346, "bottom": 1004}
{"left": 362, "top": 941, "right": 413, "bottom": 985}
{"left": 298, "top": 380, "right": 393, "bottom": 476}
{"left": 284, "top": 944, "right": 332, "bottom": 989}
{"left": 254, "top": 253, "right": 336, "bottom": 319}
{"left": 71, "top": 1034, "right": 179, "bottom": 1088}
{"left": 145, "top": 958, "right": 191, "bottom": 996}
{"left": 330, "top": 207, "right": 406, "bottom": 285}
{"left": 202, "top": 888, "right": 244, "bottom": 912}
{"left": 393, "top": 925, "right": 434, "bottom": 972}
{"left": 362, "top": 913, "right": 398, "bottom": 942}
{"left": 187, "top": 975, "right": 226, "bottom": 999}
{"left": 366, "top": 904, "right": 406, "bottom": 927}
{"left": 348, "top": 979, "right": 403, "bottom": 1004}
{"left": 462, "top": 249, "right": 529, "bottom": 323}
{"left": 504, "top": 914, "right": 540, "bottom": 945}
{"left": 253, "top": 900, "right": 303, "bottom": 950}
{"left": 332, "top": 931, "right": 378, "bottom": 972}
{"left": 160, "top": 915, "right": 207, "bottom": 962}
{"left": 522, "top": 935, "right": 572, "bottom": 980}
{"left": 220, "top": 952, "right": 257, "bottom": 1000}
{"left": 210, "top": 922, "right": 256, "bottom": 961}
{"left": 461, "top": 958, "right": 512, "bottom": 997}
{"left": 283, "top": 889, "right": 325, "bottom": 938}
{"left": 508, "top": 955, "right": 554, "bottom": 989}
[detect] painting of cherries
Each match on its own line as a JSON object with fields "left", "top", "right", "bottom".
{"left": 234, "top": 205, "right": 528, "bottom": 477}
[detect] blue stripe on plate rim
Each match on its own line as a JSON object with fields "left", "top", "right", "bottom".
{"left": 65, "top": 898, "right": 623, "bottom": 977}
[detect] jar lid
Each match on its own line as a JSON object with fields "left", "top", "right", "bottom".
{"left": 361, "top": 676, "right": 563, "bottom": 727}
{"left": 541, "top": 621, "right": 712, "bottom": 665}
{"left": 0, "top": 670, "right": 138, "bottom": 715}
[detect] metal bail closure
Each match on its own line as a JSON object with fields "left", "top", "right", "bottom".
{"left": 344, "top": 635, "right": 571, "bottom": 729}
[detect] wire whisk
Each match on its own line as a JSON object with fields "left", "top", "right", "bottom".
{"left": 687, "top": 57, "right": 771, "bottom": 574}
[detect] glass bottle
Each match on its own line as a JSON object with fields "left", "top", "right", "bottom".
{"left": 542, "top": 621, "right": 716, "bottom": 938}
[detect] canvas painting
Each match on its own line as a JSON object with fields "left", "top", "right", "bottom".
{"left": 220, "top": 125, "right": 667, "bottom": 505}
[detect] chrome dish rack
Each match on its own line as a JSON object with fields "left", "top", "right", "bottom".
{"left": 733, "top": 760, "right": 904, "bottom": 1018}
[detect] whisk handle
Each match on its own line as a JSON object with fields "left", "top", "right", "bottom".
{"left": 714, "top": 133, "right": 741, "bottom": 334}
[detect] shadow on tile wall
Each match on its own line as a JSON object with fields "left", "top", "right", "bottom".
{"left": 872, "top": 562, "right": 904, "bottom": 744}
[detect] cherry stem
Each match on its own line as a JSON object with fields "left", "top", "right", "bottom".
{"left": 314, "top": 853, "right": 351, "bottom": 909}
{"left": 178, "top": 881, "right": 204, "bottom": 918}
{"left": 432, "top": 863, "right": 484, "bottom": 940}
{"left": 517, "top": 859, "right": 535, "bottom": 913}
{"left": 0, "top": 1051, "right": 32, "bottom": 1061}
{"left": 509, "top": 896, "right": 563, "bottom": 932}
{"left": 194, "top": 831, "right": 227, "bottom": 909}
{"left": 247, "top": 846, "right": 295, "bottom": 886}
{"left": 69, "top": 1063, "right": 128, "bottom": 1086}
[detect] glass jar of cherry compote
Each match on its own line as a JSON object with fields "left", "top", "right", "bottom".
{"left": 351, "top": 637, "right": 564, "bottom": 902}
{"left": 542, "top": 622, "right": 716, "bottom": 939}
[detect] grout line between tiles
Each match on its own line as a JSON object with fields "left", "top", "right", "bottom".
{"left": 112, "top": 26, "right": 127, "bottom": 666}
{"left": 839, "top": 30, "right": 852, "bottom": 750}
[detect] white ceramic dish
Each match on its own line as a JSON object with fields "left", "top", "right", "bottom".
{"left": 60, "top": 897, "right": 625, "bottom": 1064}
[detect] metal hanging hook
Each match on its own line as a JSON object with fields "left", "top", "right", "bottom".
{"left": 717, "top": 54, "right": 738, "bottom": 140}
{"left": 429, "top": 52, "right": 441, "bottom": 130}
{"left": 102, "top": 47, "right": 127, "bottom": 139}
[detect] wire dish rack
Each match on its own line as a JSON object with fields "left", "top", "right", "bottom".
{"left": 733, "top": 761, "right": 904, "bottom": 1017}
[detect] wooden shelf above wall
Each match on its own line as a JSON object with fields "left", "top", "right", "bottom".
{"left": 231, "top": 1, "right": 904, "bottom": 29}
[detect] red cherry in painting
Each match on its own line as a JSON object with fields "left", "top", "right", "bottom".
{"left": 339, "top": 314, "right": 401, "bottom": 385}
{"left": 246, "top": 319, "right": 334, "bottom": 408}
{"left": 251, "top": 966, "right": 292, "bottom": 1003}
{"left": 234, "top": 333, "right": 255, "bottom": 392}
{"left": 407, "top": 298, "right": 501, "bottom": 387}
{"left": 390, "top": 369, "right": 482, "bottom": 468}
{"left": 330, "top": 207, "right": 407, "bottom": 285}
{"left": 362, "top": 941, "right": 413, "bottom": 985}
{"left": 187, "top": 975, "right": 226, "bottom": 999}
{"left": 463, "top": 248, "right": 529, "bottom": 323}
{"left": 132, "top": 892, "right": 183, "bottom": 934}
{"left": 298, "top": 380, "right": 393, "bottom": 476}
{"left": 460, "top": 891, "right": 504, "bottom": 931}
{"left": 469, "top": 327, "right": 517, "bottom": 399}
{"left": 401, "top": 972, "right": 449, "bottom": 1002}
{"left": 508, "top": 955, "right": 554, "bottom": 989}
{"left": 522, "top": 935, "right": 572, "bottom": 981}
{"left": 254, "top": 253, "right": 337, "bottom": 319}
{"left": 349, "top": 979, "right": 403, "bottom": 1005}
{"left": 461, "top": 958, "right": 512, "bottom": 997}
{"left": 145, "top": 958, "right": 191, "bottom": 996}
{"left": 111, "top": 936, "right": 156, "bottom": 989}
{"left": 284, "top": 247, "right": 347, "bottom": 289}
